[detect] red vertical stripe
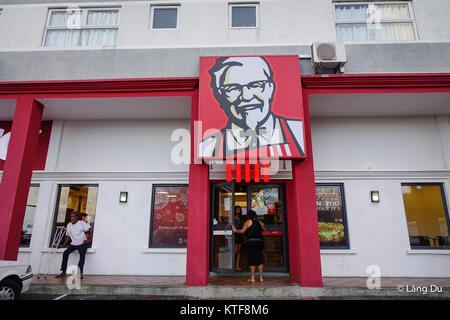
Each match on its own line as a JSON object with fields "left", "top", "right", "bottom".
{"left": 254, "top": 158, "right": 260, "bottom": 182}
{"left": 236, "top": 159, "right": 242, "bottom": 183}
{"left": 226, "top": 159, "right": 232, "bottom": 182}
{"left": 263, "top": 159, "right": 269, "bottom": 182}
{"left": 245, "top": 158, "right": 251, "bottom": 182}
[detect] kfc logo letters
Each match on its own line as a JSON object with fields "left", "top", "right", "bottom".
{"left": 199, "top": 56, "right": 305, "bottom": 160}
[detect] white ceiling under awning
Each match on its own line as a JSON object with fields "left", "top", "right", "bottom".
{"left": 0, "top": 96, "right": 192, "bottom": 121}
{"left": 0, "top": 92, "right": 448, "bottom": 121}
{"left": 309, "top": 92, "right": 450, "bottom": 118}
{"left": 0, "top": 99, "right": 16, "bottom": 120}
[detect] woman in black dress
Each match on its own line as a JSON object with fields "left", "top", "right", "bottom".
{"left": 232, "top": 210, "right": 266, "bottom": 282}
{"left": 234, "top": 206, "right": 244, "bottom": 271}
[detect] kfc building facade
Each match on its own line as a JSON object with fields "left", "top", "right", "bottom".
{"left": 1, "top": 0, "right": 450, "bottom": 287}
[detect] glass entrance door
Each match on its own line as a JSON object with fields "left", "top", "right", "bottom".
{"left": 211, "top": 182, "right": 235, "bottom": 273}
{"left": 248, "top": 184, "right": 288, "bottom": 272}
{"left": 211, "top": 182, "right": 288, "bottom": 273}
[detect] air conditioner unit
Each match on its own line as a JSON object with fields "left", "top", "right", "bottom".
{"left": 311, "top": 42, "right": 347, "bottom": 72}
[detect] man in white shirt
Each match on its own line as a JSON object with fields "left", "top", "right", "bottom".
{"left": 55, "top": 212, "right": 92, "bottom": 279}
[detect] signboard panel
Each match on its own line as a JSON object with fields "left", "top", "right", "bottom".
{"left": 198, "top": 55, "right": 306, "bottom": 160}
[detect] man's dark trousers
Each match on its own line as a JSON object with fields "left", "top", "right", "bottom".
{"left": 60, "top": 243, "right": 89, "bottom": 275}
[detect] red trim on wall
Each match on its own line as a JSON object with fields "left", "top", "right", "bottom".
{"left": 0, "top": 73, "right": 448, "bottom": 97}
{"left": 302, "top": 73, "right": 450, "bottom": 95}
{"left": 302, "top": 73, "right": 450, "bottom": 89}
{"left": 0, "top": 78, "right": 199, "bottom": 95}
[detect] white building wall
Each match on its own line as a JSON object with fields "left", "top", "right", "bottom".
{"left": 53, "top": 119, "right": 190, "bottom": 172}
{"left": 313, "top": 115, "right": 450, "bottom": 277}
{"left": 19, "top": 119, "right": 190, "bottom": 275}
{"left": 16, "top": 116, "right": 450, "bottom": 277}
{"left": 311, "top": 116, "right": 446, "bottom": 171}
{"left": 1, "top": 0, "right": 450, "bottom": 51}
{"left": 412, "top": 0, "right": 450, "bottom": 40}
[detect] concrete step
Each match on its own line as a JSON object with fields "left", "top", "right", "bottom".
{"left": 28, "top": 283, "right": 450, "bottom": 299}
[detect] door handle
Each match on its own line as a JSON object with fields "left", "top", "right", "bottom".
{"left": 225, "top": 224, "right": 233, "bottom": 241}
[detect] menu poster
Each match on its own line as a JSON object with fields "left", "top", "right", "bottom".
{"left": 316, "top": 185, "right": 347, "bottom": 247}
{"left": 151, "top": 186, "right": 188, "bottom": 247}
{"left": 251, "top": 188, "right": 279, "bottom": 216}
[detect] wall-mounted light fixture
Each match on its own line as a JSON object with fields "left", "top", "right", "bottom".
{"left": 119, "top": 191, "right": 128, "bottom": 203}
{"left": 371, "top": 191, "right": 380, "bottom": 203}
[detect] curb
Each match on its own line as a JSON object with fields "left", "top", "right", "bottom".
{"left": 27, "top": 284, "right": 450, "bottom": 299}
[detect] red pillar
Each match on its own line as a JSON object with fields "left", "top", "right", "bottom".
{"left": 286, "top": 180, "right": 299, "bottom": 280}
{"left": 185, "top": 163, "right": 210, "bottom": 286}
{"left": 186, "top": 88, "right": 210, "bottom": 286}
{"left": 0, "top": 97, "right": 43, "bottom": 261}
{"left": 286, "top": 91, "right": 323, "bottom": 287}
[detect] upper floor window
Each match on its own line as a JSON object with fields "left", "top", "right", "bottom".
{"left": 44, "top": 8, "right": 119, "bottom": 47}
{"left": 151, "top": 6, "right": 179, "bottom": 29}
{"left": 229, "top": 3, "right": 259, "bottom": 28}
{"left": 334, "top": 2, "right": 416, "bottom": 42}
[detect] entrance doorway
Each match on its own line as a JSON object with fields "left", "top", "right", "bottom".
{"left": 210, "top": 182, "right": 288, "bottom": 274}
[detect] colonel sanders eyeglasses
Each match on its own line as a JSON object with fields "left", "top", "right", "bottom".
{"left": 220, "top": 80, "right": 271, "bottom": 102}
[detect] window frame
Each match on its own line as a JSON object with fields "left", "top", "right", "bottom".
{"left": 149, "top": 184, "right": 189, "bottom": 248}
{"left": 228, "top": 2, "right": 260, "bottom": 29}
{"left": 315, "top": 183, "right": 351, "bottom": 249}
{"left": 401, "top": 182, "right": 450, "bottom": 250}
{"left": 150, "top": 5, "right": 180, "bottom": 30}
{"left": 42, "top": 7, "right": 121, "bottom": 47}
{"left": 20, "top": 183, "right": 40, "bottom": 248}
{"left": 49, "top": 183, "right": 99, "bottom": 248}
{"left": 333, "top": 1, "right": 419, "bottom": 42}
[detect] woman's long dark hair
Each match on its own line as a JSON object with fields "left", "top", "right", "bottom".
{"left": 247, "top": 210, "right": 258, "bottom": 221}
{"left": 235, "top": 206, "right": 242, "bottom": 222}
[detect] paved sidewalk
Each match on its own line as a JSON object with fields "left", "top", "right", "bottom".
{"left": 27, "top": 275, "right": 450, "bottom": 299}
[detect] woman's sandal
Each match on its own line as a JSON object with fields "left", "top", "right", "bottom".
{"left": 247, "top": 277, "right": 255, "bottom": 282}
{"left": 259, "top": 277, "right": 264, "bottom": 283}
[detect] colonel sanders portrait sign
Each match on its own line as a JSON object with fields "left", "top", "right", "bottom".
{"left": 198, "top": 55, "right": 306, "bottom": 161}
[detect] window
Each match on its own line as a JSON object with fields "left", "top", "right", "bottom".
{"left": 334, "top": 2, "right": 416, "bottom": 41}
{"left": 316, "top": 184, "right": 349, "bottom": 248}
{"left": 44, "top": 8, "right": 119, "bottom": 47}
{"left": 151, "top": 6, "right": 179, "bottom": 29}
{"left": 229, "top": 3, "right": 259, "bottom": 28}
{"left": 402, "top": 184, "right": 450, "bottom": 249}
{"left": 20, "top": 185, "right": 40, "bottom": 247}
{"left": 50, "top": 185, "right": 98, "bottom": 247}
{"left": 150, "top": 185, "right": 188, "bottom": 247}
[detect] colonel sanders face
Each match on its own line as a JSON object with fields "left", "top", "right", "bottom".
{"left": 210, "top": 57, "right": 275, "bottom": 131}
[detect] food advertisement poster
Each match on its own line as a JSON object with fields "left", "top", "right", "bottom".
{"left": 251, "top": 188, "right": 279, "bottom": 216}
{"left": 151, "top": 186, "right": 188, "bottom": 247}
{"left": 316, "top": 185, "right": 347, "bottom": 247}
